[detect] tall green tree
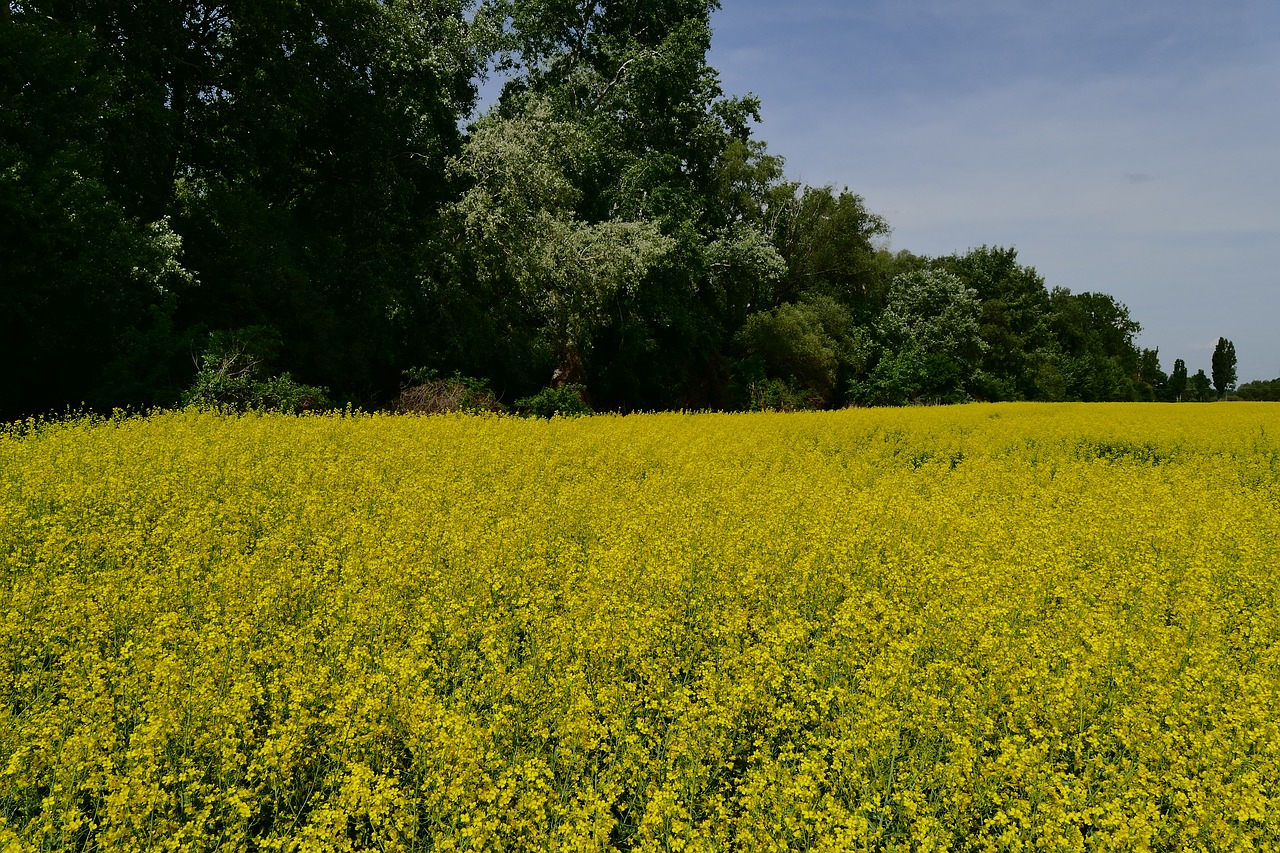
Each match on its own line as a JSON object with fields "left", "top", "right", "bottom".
{"left": 172, "top": 0, "right": 486, "bottom": 398}
{"left": 1189, "top": 369, "right": 1213, "bottom": 402}
{"left": 766, "top": 185, "right": 889, "bottom": 316}
{"left": 932, "top": 246, "right": 1054, "bottom": 401}
{"left": 481, "top": 0, "right": 786, "bottom": 408}
{"left": 1136, "top": 348, "right": 1166, "bottom": 401}
{"left": 1046, "top": 289, "right": 1141, "bottom": 401}
{"left": 1169, "top": 358, "right": 1189, "bottom": 402}
{"left": 1, "top": 6, "right": 195, "bottom": 418}
{"left": 444, "top": 98, "right": 673, "bottom": 387}
{"left": 848, "top": 269, "right": 986, "bottom": 406}
{"left": 1211, "top": 337, "right": 1237, "bottom": 399}
{"left": 3, "top": 0, "right": 486, "bottom": 416}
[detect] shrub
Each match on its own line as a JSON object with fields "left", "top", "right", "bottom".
{"left": 395, "top": 370, "right": 503, "bottom": 414}
{"left": 515, "top": 383, "right": 593, "bottom": 418}
{"left": 744, "top": 377, "right": 824, "bottom": 412}
{"left": 182, "top": 327, "right": 331, "bottom": 413}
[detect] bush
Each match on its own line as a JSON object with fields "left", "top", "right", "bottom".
{"left": 743, "top": 377, "right": 824, "bottom": 412}
{"left": 395, "top": 370, "right": 503, "bottom": 414}
{"left": 182, "top": 327, "right": 331, "bottom": 413}
{"left": 515, "top": 384, "right": 593, "bottom": 418}
{"left": 733, "top": 297, "right": 865, "bottom": 408}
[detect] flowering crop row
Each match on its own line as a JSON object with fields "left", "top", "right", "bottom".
{"left": 1, "top": 404, "right": 1278, "bottom": 851}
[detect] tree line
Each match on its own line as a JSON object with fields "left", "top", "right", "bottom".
{"left": 0, "top": 1, "right": 1255, "bottom": 418}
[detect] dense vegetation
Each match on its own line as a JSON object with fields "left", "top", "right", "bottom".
{"left": 1238, "top": 377, "right": 1280, "bottom": 401}
{"left": 4, "top": 405, "right": 1279, "bottom": 849}
{"left": 0, "top": 1, "right": 1241, "bottom": 418}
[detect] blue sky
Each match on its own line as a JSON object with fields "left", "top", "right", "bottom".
{"left": 708, "top": 0, "right": 1280, "bottom": 383}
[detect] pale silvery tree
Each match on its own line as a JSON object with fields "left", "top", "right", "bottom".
{"left": 447, "top": 97, "right": 673, "bottom": 386}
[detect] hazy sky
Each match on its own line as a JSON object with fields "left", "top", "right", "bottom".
{"left": 708, "top": 0, "right": 1280, "bottom": 382}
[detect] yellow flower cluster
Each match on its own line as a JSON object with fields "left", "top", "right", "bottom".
{"left": 2, "top": 403, "right": 1278, "bottom": 851}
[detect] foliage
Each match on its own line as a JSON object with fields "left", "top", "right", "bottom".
{"left": 0, "top": 12, "right": 195, "bottom": 419}
{"left": 1237, "top": 377, "right": 1280, "bottom": 401}
{"left": 4, "top": 0, "right": 484, "bottom": 415}
{"left": 1045, "top": 289, "right": 1142, "bottom": 401}
{"left": 767, "top": 185, "right": 891, "bottom": 313}
{"left": 738, "top": 377, "right": 822, "bottom": 412}
{"left": 481, "top": 0, "right": 803, "bottom": 411}
{"left": 932, "top": 246, "right": 1055, "bottom": 400}
{"left": 1170, "top": 358, "right": 1189, "bottom": 402}
{"left": 1135, "top": 347, "right": 1166, "bottom": 401}
{"left": 703, "top": 221, "right": 788, "bottom": 327}
{"left": 3, "top": 405, "right": 1280, "bottom": 849}
{"left": 514, "top": 383, "right": 594, "bottom": 418}
{"left": 1189, "top": 369, "right": 1214, "bottom": 402}
{"left": 734, "top": 297, "right": 866, "bottom": 408}
{"left": 182, "top": 328, "right": 331, "bottom": 413}
{"left": 395, "top": 370, "right": 504, "bottom": 414}
{"left": 849, "top": 269, "right": 985, "bottom": 406}
{"left": 1212, "top": 337, "right": 1238, "bottom": 398}
{"left": 1, "top": 0, "right": 1189, "bottom": 417}
{"left": 445, "top": 98, "right": 674, "bottom": 381}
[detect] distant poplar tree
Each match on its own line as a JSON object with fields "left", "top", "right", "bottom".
{"left": 1211, "top": 337, "right": 1238, "bottom": 398}
{"left": 1169, "top": 358, "right": 1188, "bottom": 402}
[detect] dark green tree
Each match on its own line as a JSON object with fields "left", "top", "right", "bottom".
{"left": 2, "top": 0, "right": 486, "bottom": 417}
{"left": 171, "top": 0, "right": 485, "bottom": 399}
{"left": 1169, "top": 358, "right": 1189, "bottom": 402}
{"left": 472, "top": 0, "right": 787, "bottom": 409}
{"left": 1046, "top": 289, "right": 1141, "bottom": 401}
{"left": 0, "top": 7, "right": 195, "bottom": 418}
{"left": 1136, "top": 347, "right": 1166, "bottom": 402}
{"left": 932, "top": 246, "right": 1055, "bottom": 401}
{"left": 1189, "top": 369, "right": 1213, "bottom": 402}
{"left": 1237, "top": 377, "right": 1280, "bottom": 401}
{"left": 849, "top": 269, "right": 986, "bottom": 406}
{"left": 1211, "top": 337, "right": 1237, "bottom": 399}
{"left": 766, "top": 185, "right": 890, "bottom": 316}
{"left": 734, "top": 295, "right": 865, "bottom": 409}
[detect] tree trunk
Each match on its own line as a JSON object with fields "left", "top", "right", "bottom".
{"left": 552, "top": 348, "right": 586, "bottom": 388}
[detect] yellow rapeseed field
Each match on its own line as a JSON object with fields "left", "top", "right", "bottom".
{"left": 2, "top": 403, "right": 1278, "bottom": 852}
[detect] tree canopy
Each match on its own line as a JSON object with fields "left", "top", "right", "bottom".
{"left": 1211, "top": 337, "right": 1238, "bottom": 399}
{"left": 0, "top": 1, "right": 1233, "bottom": 418}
